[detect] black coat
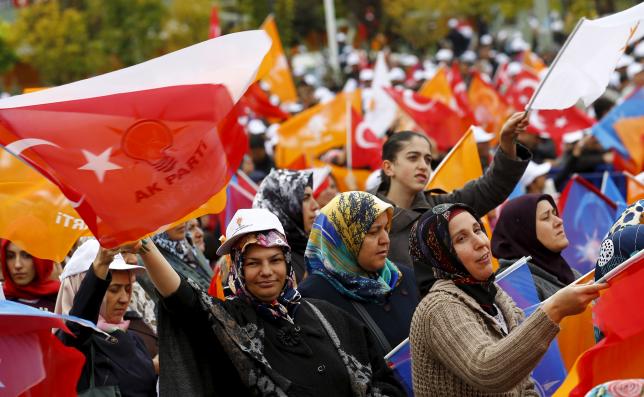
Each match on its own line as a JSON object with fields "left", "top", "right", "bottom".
{"left": 298, "top": 265, "right": 419, "bottom": 356}
{"left": 158, "top": 279, "right": 405, "bottom": 396}
{"left": 57, "top": 268, "right": 157, "bottom": 397}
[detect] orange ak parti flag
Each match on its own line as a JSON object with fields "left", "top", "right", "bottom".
{"left": 275, "top": 90, "right": 361, "bottom": 169}
{"left": 468, "top": 71, "right": 511, "bottom": 134}
{"left": 625, "top": 172, "right": 644, "bottom": 204}
{"left": 259, "top": 15, "right": 298, "bottom": 105}
{"left": 614, "top": 117, "right": 644, "bottom": 173}
{"left": 555, "top": 252, "right": 644, "bottom": 397}
{"left": 418, "top": 66, "right": 456, "bottom": 108}
{"left": 0, "top": 148, "right": 91, "bottom": 262}
{"left": 0, "top": 31, "right": 270, "bottom": 248}
{"left": 425, "top": 127, "right": 498, "bottom": 270}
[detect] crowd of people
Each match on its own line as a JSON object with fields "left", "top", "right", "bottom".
{"left": 1, "top": 16, "right": 644, "bottom": 397}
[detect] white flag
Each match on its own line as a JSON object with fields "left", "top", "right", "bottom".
{"left": 363, "top": 52, "right": 397, "bottom": 137}
{"left": 529, "top": 2, "right": 644, "bottom": 110}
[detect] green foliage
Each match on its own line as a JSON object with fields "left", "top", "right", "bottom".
{"left": 0, "top": 22, "right": 17, "bottom": 75}
{"left": 162, "top": 0, "right": 212, "bottom": 53}
{"left": 9, "top": 0, "right": 98, "bottom": 85}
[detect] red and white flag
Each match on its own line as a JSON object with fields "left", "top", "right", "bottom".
{"left": 350, "top": 108, "right": 382, "bottom": 170}
{"left": 386, "top": 88, "right": 468, "bottom": 151}
{"left": 0, "top": 31, "right": 271, "bottom": 247}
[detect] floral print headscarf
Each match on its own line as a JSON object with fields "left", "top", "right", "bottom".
{"left": 305, "top": 191, "right": 401, "bottom": 304}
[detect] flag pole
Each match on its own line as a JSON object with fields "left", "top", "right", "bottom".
{"left": 346, "top": 93, "right": 353, "bottom": 170}
{"left": 525, "top": 17, "right": 586, "bottom": 112}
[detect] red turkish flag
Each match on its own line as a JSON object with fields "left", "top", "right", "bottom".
{"left": 528, "top": 107, "right": 596, "bottom": 154}
{"left": 208, "top": 5, "right": 221, "bottom": 39}
{"left": 350, "top": 108, "right": 382, "bottom": 170}
{"left": 0, "top": 31, "right": 271, "bottom": 247}
{"left": 506, "top": 68, "right": 540, "bottom": 110}
{"left": 238, "top": 82, "right": 289, "bottom": 122}
{"left": 447, "top": 62, "right": 475, "bottom": 124}
{"left": 386, "top": 88, "right": 468, "bottom": 151}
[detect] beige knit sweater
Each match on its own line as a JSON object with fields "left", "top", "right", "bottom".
{"left": 410, "top": 279, "right": 560, "bottom": 397}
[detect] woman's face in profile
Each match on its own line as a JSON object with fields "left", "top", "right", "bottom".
{"left": 535, "top": 200, "right": 569, "bottom": 253}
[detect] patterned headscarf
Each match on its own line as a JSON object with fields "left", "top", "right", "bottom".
{"left": 305, "top": 191, "right": 402, "bottom": 304}
{"left": 409, "top": 203, "right": 498, "bottom": 315}
{"left": 228, "top": 230, "right": 301, "bottom": 324}
{"left": 253, "top": 169, "right": 313, "bottom": 255}
{"left": 595, "top": 200, "right": 644, "bottom": 281}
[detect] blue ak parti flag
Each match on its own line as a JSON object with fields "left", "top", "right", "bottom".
{"left": 559, "top": 175, "right": 617, "bottom": 274}
{"left": 496, "top": 258, "right": 567, "bottom": 396}
{"left": 591, "top": 88, "right": 644, "bottom": 158}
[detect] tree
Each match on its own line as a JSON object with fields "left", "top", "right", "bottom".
{"left": 9, "top": 0, "right": 99, "bottom": 85}
{"left": 0, "top": 22, "right": 17, "bottom": 76}
{"left": 162, "top": 0, "right": 212, "bottom": 53}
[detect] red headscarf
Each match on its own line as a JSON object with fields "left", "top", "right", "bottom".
{"left": 1, "top": 239, "right": 61, "bottom": 300}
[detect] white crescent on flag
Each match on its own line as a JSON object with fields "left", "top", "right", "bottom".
{"left": 355, "top": 121, "right": 379, "bottom": 149}
{"left": 0, "top": 30, "right": 272, "bottom": 109}
{"left": 402, "top": 90, "right": 436, "bottom": 112}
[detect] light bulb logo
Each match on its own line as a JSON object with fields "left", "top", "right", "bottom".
{"left": 122, "top": 119, "right": 177, "bottom": 172}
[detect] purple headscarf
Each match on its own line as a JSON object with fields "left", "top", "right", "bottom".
{"left": 492, "top": 194, "right": 575, "bottom": 285}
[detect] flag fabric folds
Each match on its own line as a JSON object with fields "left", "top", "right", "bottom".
{"left": 496, "top": 259, "right": 568, "bottom": 395}
{"left": 275, "top": 90, "right": 361, "bottom": 169}
{"left": 0, "top": 31, "right": 269, "bottom": 248}
{"left": 349, "top": 108, "right": 382, "bottom": 170}
{"left": 363, "top": 52, "right": 397, "bottom": 138}
{"left": 558, "top": 176, "right": 617, "bottom": 274}
{"left": 0, "top": 148, "right": 90, "bottom": 262}
{"left": 556, "top": 252, "right": 644, "bottom": 396}
{"left": 591, "top": 88, "right": 644, "bottom": 158}
{"left": 260, "top": 15, "right": 298, "bottom": 105}
{"left": 614, "top": 117, "right": 644, "bottom": 173}
{"left": 386, "top": 88, "right": 467, "bottom": 151}
{"left": 625, "top": 172, "right": 644, "bottom": 204}
{"left": 528, "top": 107, "right": 595, "bottom": 154}
{"left": 468, "top": 71, "right": 511, "bottom": 134}
{"left": 0, "top": 299, "right": 102, "bottom": 397}
{"left": 529, "top": 2, "right": 644, "bottom": 110}
{"left": 385, "top": 339, "right": 413, "bottom": 396}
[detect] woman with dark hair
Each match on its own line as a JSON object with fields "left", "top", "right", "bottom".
{"left": 1, "top": 239, "right": 60, "bottom": 311}
{"left": 492, "top": 194, "right": 580, "bottom": 301}
{"left": 253, "top": 168, "right": 320, "bottom": 282}
{"left": 134, "top": 208, "right": 404, "bottom": 396}
{"left": 374, "top": 112, "right": 531, "bottom": 296}
{"left": 408, "top": 203, "right": 606, "bottom": 396}
{"left": 299, "top": 191, "right": 419, "bottom": 356}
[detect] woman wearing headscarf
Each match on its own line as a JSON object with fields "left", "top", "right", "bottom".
{"left": 299, "top": 191, "right": 419, "bottom": 356}
{"left": 138, "top": 208, "right": 404, "bottom": 396}
{"left": 55, "top": 239, "right": 159, "bottom": 361}
{"left": 56, "top": 242, "right": 157, "bottom": 396}
{"left": 492, "top": 194, "right": 580, "bottom": 301}
{"left": 150, "top": 221, "right": 213, "bottom": 291}
{"left": 1, "top": 239, "right": 60, "bottom": 311}
{"left": 253, "top": 168, "right": 320, "bottom": 282}
{"left": 408, "top": 203, "right": 606, "bottom": 396}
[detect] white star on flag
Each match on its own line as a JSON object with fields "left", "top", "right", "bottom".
{"left": 78, "top": 147, "right": 122, "bottom": 183}
{"left": 554, "top": 116, "right": 568, "bottom": 128}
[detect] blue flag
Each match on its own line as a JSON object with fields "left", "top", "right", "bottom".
{"left": 601, "top": 171, "right": 627, "bottom": 219}
{"left": 385, "top": 339, "right": 413, "bottom": 396}
{"left": 591, "top": 88, "right": 644, "bottom": 158}
{"left": 560, "top": 176, "right": 617, "bottom": 274}
{"left": 496, "top": 259, "right": 567, "bottom": 396}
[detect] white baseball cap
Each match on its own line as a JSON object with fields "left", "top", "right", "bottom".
{"left": 519, "top": 161, "right": 552, "bottom": 188}
{"left": 216, "top": 208, "right": 287, "bottom": 256}
{"left": 562, "top": 130, "right": 584, "bottom": 144}
{"left": 472, "top": 126, "right": 495, "bottom": 143}
{"left": 436, "top": 48, "right": 453, "bottom": 62}
{"left": 60, "top": 239, "right": 144, "bottom": 280}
